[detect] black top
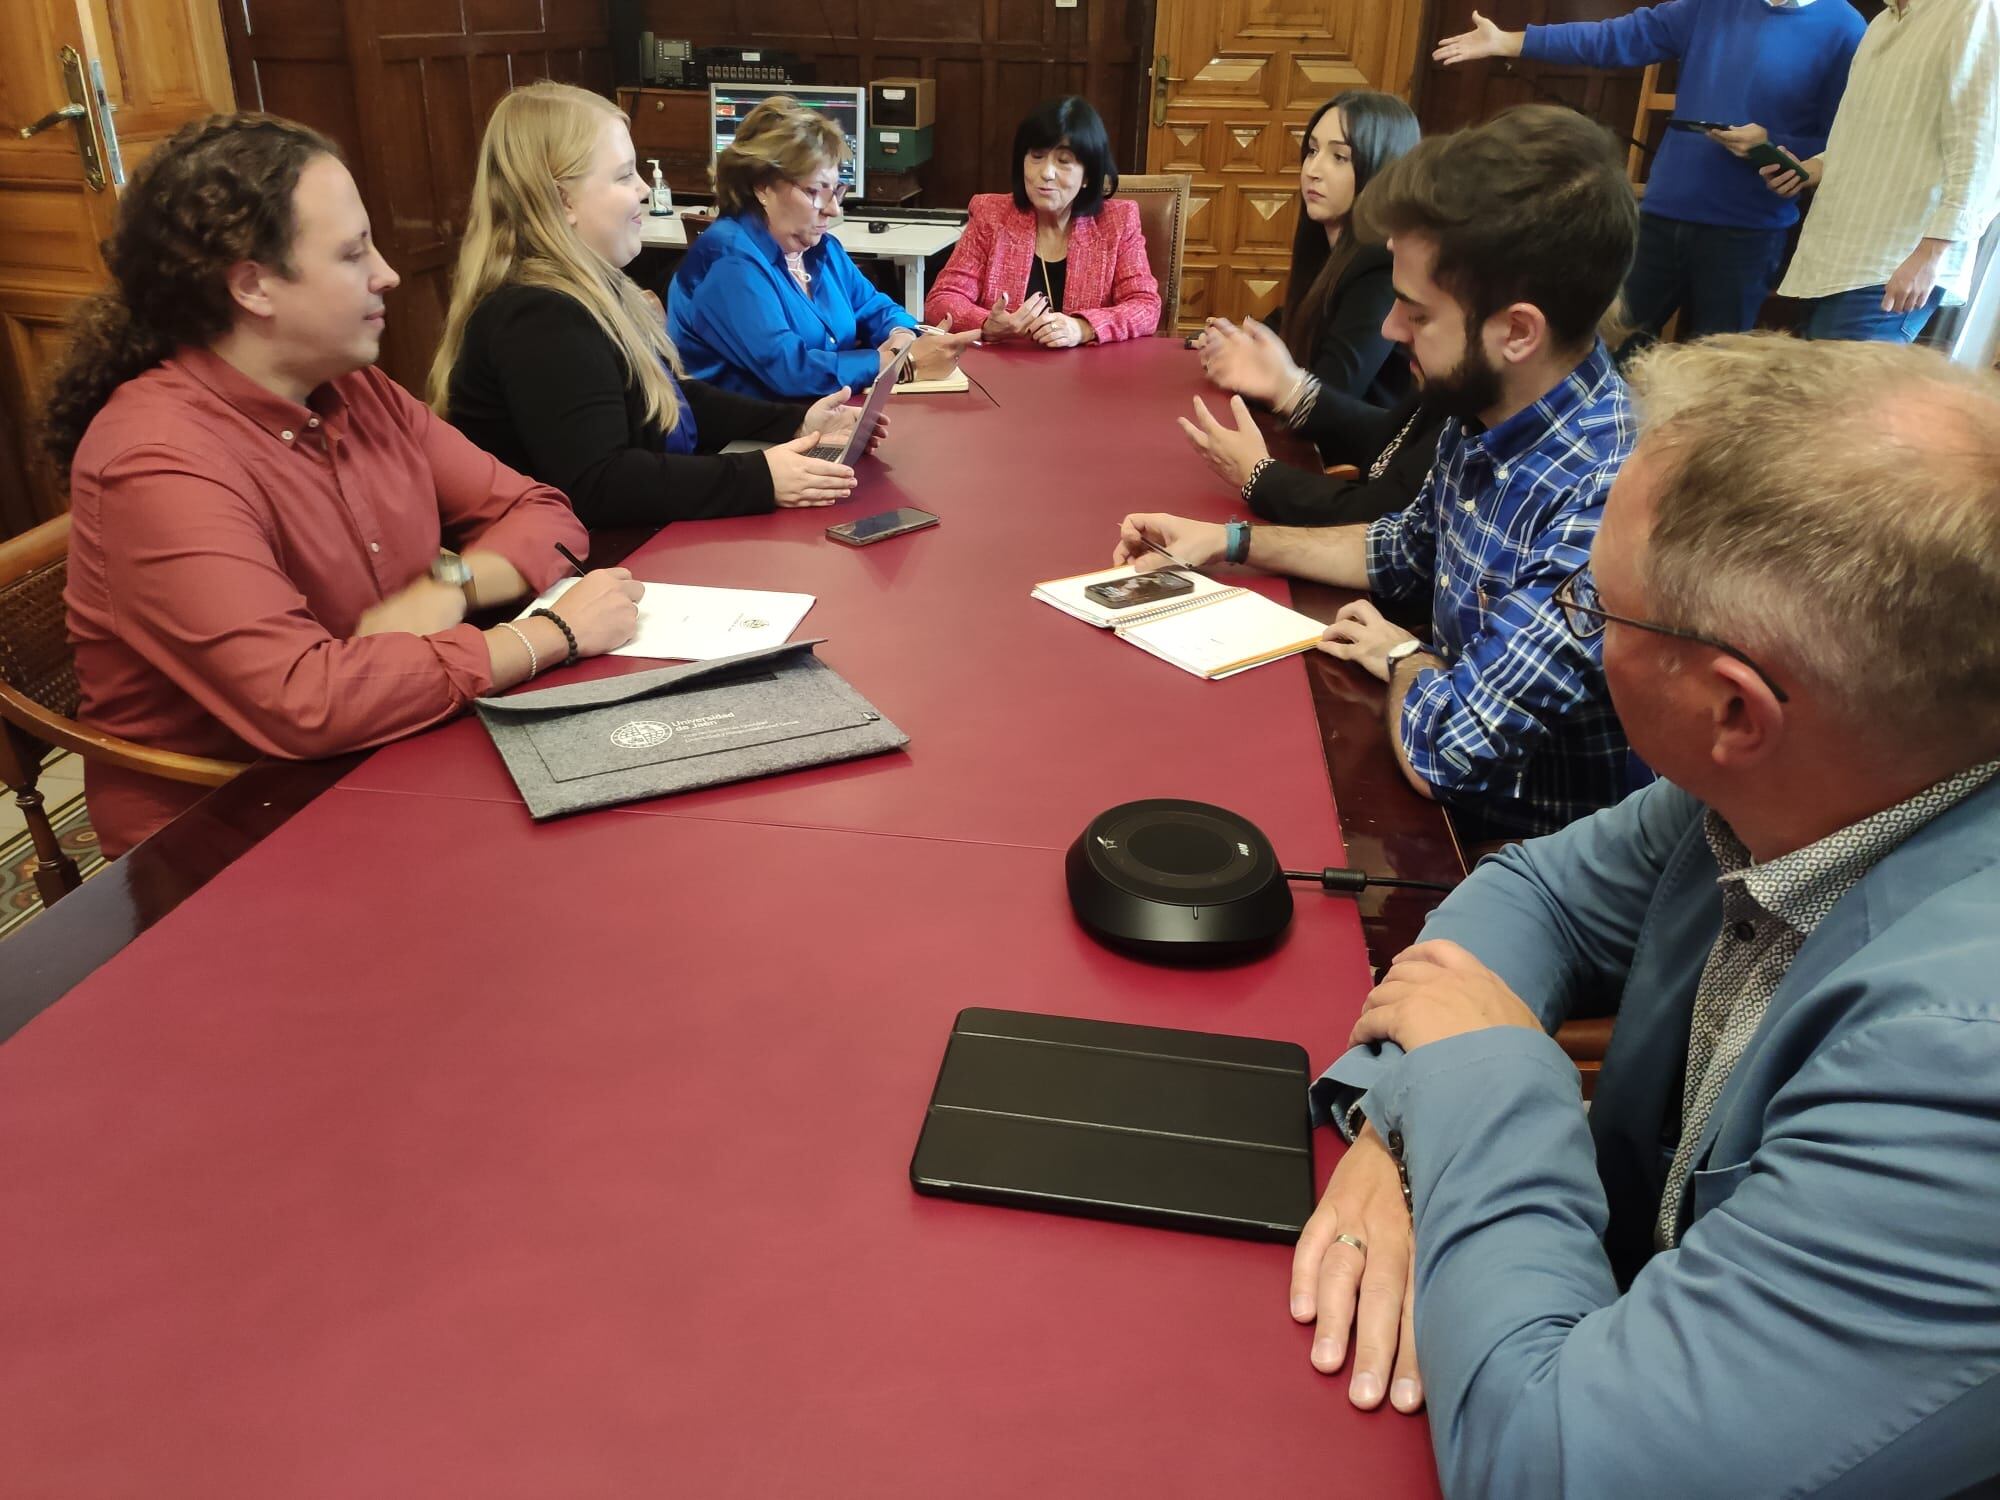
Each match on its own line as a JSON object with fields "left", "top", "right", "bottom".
{"left": 447, "top": 283, "right": 808, "bottom": 529}
{"left": 1035, "top": 254, "right": 1068, "bottom": 313}
{"left": 1265, "top": 241, "right": 1408, "bottom": 418}
{"left": 1246, "top": 390, "right": 1446, "bottom": 530}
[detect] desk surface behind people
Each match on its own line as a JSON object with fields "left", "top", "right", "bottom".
{"left": 0, "top": 342, "right": 1442, "bottom": 1495}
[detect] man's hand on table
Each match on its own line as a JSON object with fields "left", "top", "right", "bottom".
{"left": 1351, "top": 939, "right": 1542, "bottom": 1052}
{"left": 1113, "top": 513, "right": 1227, "bottom": 571}
{"left": 1317, "top": 598, "right": 1417, "bottom": 681}
{"left": 1292, "top": 1122, "right": 1424, "bottom": 1414}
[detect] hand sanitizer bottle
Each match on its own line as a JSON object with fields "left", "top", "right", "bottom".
{"left": 648, "top": 160, "right": 672, "bottom": 216}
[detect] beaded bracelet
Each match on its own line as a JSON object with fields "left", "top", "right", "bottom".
{"left": 529, "top": 607, "right": 579, "bottom": 667}
{"left": 498, "top": 620, "right": 539, "bottom": 678}
{"left": 1240, "top": 457, "right": 1275, "bottom": 505}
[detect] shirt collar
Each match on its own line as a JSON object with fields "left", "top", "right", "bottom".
{"left": 1706, "top": 760, "right": 2000, "bottom": 935}
{"left": 1473, "top": 341, "right": 1620, "bottom": 469}
{"left": 172, "top": 344, "right": 348, "bottom": 443}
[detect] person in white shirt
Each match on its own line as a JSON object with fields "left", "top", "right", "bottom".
{"left": 1767, "top": 0, "right": 2000, "bottom": 341}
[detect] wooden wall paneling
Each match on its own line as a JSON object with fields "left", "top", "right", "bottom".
{"left": 1145, "top": 0, "right": 1426, "bottom": 332}
{"left": 639, "top": 0, "right": 1153, "bottom": 217}
{"left": 1412, "top": 0, "right": 1647, "bottom": 139}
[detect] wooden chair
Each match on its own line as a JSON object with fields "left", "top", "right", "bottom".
{"left": 0, "top": 514, "right": 243, "bottom": 906}
{"left": 1117, "top": 172, "right": 1191, "bottom": 335}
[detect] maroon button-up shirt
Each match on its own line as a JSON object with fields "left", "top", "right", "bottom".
{"left": 65, "top": 347, "right": 586, "bottom": 856}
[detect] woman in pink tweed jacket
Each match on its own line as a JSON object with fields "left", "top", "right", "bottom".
{"left": 924, "top": 97, "right": 1162, "bottom": 347}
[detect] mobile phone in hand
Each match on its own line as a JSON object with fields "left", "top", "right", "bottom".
{"left": 1668, "top": 118, "right": 1735, "bottom": 133}
{"left": 1745, "top": 141, "right": 1808, "bottom": 179}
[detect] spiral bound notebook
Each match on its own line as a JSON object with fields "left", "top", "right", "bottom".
{"left": 1031, "top": 565, "right": 1326, "bottom": 680}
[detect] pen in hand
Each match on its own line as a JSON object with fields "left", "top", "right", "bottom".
{"left": 554, "top": 542, "right": 588, "bottom": 577}
{"left": 1140, "top": 534, "right": 1196, "bottom": 573}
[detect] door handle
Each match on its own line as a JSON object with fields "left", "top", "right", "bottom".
{"left": 1152, "top": 53, "right": 1170, "bottom": 127}
{"left": 17, "top": 104, "right": 85, "bottom": 138}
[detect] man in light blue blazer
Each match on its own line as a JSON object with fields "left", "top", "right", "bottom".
{"left": 1290, "top": 333, "right": 2000, "bottom": 1498}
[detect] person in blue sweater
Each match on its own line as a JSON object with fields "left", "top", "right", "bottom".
{"left": 668, "top": 96, "right": 975, "bottom": 400}
{"left": 1436, "top": 0, "right": 1865, "bottom": 342}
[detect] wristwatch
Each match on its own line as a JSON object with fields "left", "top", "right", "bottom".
{"left": 1224, "top": 518, "right": 1252, "bottom": 566}
{"left": 1384, "top": 638, "right": 1434, "bottom": 671}
{"left": 430, "top": 549, "right": 474, "bottom": 595}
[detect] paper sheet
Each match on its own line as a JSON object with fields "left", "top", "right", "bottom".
{"left": 518, "top": 580, "right": 816, "bottom": 662}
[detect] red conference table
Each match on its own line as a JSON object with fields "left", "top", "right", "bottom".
{"left": 0, "top": 342, "right": 1443, "bottom": 1496}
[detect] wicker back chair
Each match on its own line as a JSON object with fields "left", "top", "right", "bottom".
{"left": 0, "top": 514, "right": 243, "bottom": 904}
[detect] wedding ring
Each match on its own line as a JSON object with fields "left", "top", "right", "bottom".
{"left": 1333, "top": 1232, "right": 1368, "bottom": 1257}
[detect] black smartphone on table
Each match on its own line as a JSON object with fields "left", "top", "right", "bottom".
{"left": 826, "top": 507, "right": 940, "bottom": 546}
{"left": 1083, "top": 571, "right": 1196, "bottom": 610}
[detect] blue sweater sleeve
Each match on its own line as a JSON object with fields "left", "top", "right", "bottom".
{"left": 1523, "top": 0, "right": 1698, "bottom": 69}
{"left": 1770, "top": 15, "right": 1863, "bottom": 161}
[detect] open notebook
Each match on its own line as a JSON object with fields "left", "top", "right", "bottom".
{"left": 1031, "top": 565, "right": 1326, "bottom": 680}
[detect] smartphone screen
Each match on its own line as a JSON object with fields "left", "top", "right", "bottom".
{"left": 827, "top": 507, "right": 940, "bottom": 545}
{"left": 1083, "top": 571, "right": 1196, "bottom": 609}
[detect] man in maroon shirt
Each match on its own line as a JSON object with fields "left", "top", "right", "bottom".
{"left": 43, "top": 114, "right": 643, "bottom": 855}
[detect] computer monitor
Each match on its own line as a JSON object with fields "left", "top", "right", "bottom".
{"left": 710, "top": 84, "right": 866, "bottom": 199}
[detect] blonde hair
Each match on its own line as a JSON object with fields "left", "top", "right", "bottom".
{"left": 712, "top": 96, "right": 847, "bottom": 217}
{"left": 429, "top": 80, "right": 683, "bottom": 433}
{"left": 1626, "top": 333, "right": 2000, "bottom": 746}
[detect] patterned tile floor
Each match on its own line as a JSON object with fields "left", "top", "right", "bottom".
{"left": 0, "top": 755, "right": 104, "bottom": 939}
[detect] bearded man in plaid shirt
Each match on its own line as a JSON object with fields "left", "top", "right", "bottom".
{"left": 1120, "top": 106, "right": 1655, "bottom": 841}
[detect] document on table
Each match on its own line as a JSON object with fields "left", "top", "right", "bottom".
{"left": 517, "top": 580, "right": 816, "bottom": 662}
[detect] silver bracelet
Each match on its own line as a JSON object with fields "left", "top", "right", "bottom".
{"left": 1276, "top": 369, "right": 1310, "bottom": 417}
{"left": 1241, "top": 457, "right": 1275, "bottom": 504}
{"left": 1285, "top": 374, "right": 1322, "bottom": 431}
{"left": 498, "top": 620, "right": 539, "bottom": 678}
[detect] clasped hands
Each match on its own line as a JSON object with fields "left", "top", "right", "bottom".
{"left": 980, "top": 291, "right": 1094, "bottom": 348}
{"left": 1292, "top": 940, "right": 1540, "bottom": 1413}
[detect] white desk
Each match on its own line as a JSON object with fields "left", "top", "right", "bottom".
{"left": 639, "top": 211, "right": 963, "bottom": 315}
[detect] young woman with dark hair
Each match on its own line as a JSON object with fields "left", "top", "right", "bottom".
{"left": 923, "top": 96, "right": 1161, "bottom": 347}
{"left": 1200, "top": 92, "right": 1420, "bottom": 425}
{"left": 44, "top": 112, "right": 638, "bottom": 857}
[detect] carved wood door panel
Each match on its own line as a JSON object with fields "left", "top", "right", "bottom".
{"left": 1144, "top": 0, "right": 1425, "bottom": 333}
{"left": 0, "top": 0, "right": 234, "bottom": 537}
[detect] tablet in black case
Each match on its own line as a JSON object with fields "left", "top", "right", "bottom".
{"left": 910, "top": 1008, "right": 1316, "bottom": 1242}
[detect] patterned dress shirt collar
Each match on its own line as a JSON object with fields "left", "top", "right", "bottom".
{"left": 1658, "top": 757, "right": 2000, "bottom": 1246}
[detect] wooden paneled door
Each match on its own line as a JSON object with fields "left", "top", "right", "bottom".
{"left": 1145, "top": 0, "right": 1426, "bottom": 333}
{"left": 0, "top": 0, "right": 234, "bottom": 538}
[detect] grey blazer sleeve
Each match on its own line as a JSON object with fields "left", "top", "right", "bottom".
{"left": 1361, "top": 1008, "right": 2000, "bottom": 1500}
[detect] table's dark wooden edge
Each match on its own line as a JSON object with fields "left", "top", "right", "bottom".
{"left": 1287, "top": 579, "right": 1469, "bottom": 971}
{"left": 1, "top": 509, "right": 1466, "bottom": 1042}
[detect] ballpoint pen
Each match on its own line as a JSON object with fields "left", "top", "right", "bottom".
{"left": 554, "top": 542, "right": 587, "bottom": 577}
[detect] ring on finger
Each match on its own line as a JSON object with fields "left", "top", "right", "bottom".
{"left": 1333, "top": 1232, "right": 1368, "bottom": 1257}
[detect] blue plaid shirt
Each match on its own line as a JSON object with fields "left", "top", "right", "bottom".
{"left": 1366, "top": 343, "right": 1653, "bottom": 837}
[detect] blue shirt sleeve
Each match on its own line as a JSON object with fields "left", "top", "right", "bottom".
{"left": 1523, "top": 0, "right": 1698, "bottom": 69}
{"left": 1364, "top": 476, "right": 1440, "bottom": 602}
{"left": 824, "top": 240, "right": 918, "bottom": 349}
{"left": 1393, "top": 479, "right": 1610, "bottom": 800}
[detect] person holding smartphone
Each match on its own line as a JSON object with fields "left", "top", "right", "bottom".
{"left": 1435, "top": 0, "right": 1865, "bottom": 343}
{"left": 1766, "top": 0, "right": 2000, "bottom": 343}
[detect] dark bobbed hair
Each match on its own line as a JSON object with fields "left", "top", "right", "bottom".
{"left": 1281, "top": 91, "right": 1420, "bottom": 365}
{"left": 42, "top": 112, "right": 339, "bottom": 478}
{"left": 1011, "top": 96, "right": 1117, "bottom": 218}
{"left": 1352, "top": 103, "right": 1638, "bottom": 350}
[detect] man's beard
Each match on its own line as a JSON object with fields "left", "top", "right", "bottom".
{"left": 1419, "top": 327, "right": 1504, "bottom": 424}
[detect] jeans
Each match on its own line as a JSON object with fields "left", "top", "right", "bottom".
{"left": 1797, "top": 284, "right": 1945, "bottom": 343}
{"left": 1619, "top": 213, "right": 1789, "bottom": 341}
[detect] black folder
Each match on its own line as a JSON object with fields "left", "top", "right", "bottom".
{"left": 909, "top": 1008, "right": 1316, "bottom": 1242}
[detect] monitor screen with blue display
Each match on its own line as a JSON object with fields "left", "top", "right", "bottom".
{"left": 710, "top": 84, "right": 866, "bottom": 200}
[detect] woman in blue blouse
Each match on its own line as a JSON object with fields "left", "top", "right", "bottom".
{"left": 669, "top": 96, "right": 975, "bottom": 400}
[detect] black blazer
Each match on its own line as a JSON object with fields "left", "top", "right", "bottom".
{"left": 1246, "top": 390, "right": 1445, "bottom": 529}
{"left": 1268, "top": 242, "right": 1408, "bottom": 411}
{"left": 447, "top": 283, "right": 807, "bottom": 529}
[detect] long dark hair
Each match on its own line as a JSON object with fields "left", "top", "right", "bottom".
{"left": 1280, "top": 91, "right": 1419, "bottom": 365}
{"left": 42, "top": 113, "right": 338, "bottom": 479}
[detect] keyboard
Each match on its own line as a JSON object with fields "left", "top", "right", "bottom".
{"left": 807, "top": 442, "right": 846, "bottom": 461}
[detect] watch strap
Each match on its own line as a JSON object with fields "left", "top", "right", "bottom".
{"left": 1224, "top": 518, "right": 1252, "bottom": 566}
